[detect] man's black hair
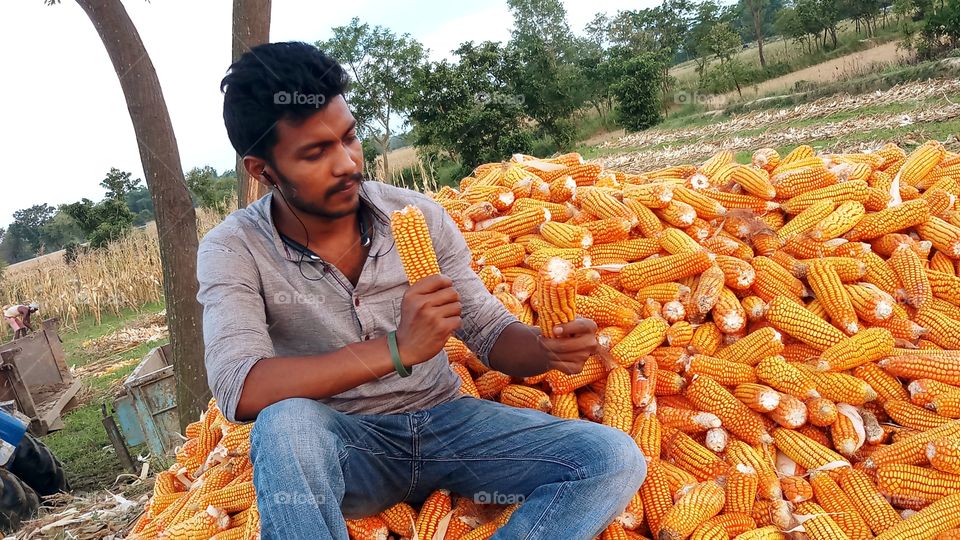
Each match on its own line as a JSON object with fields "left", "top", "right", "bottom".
{"left": 220, "top": 41, "right": 350, "bottom": 162}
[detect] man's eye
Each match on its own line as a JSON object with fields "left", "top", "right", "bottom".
{"left": 304, "top": 152, "right": 323, "bottom": 161}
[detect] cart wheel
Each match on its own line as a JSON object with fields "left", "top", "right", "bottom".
{"left": 8, "top": 433, "right": 69, "bottom": 497}
{"left": 0, "top": 468, "right": 38, "bottom": 533}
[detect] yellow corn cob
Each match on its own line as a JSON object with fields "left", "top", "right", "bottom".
{"left": 755, "top": 355, "right": 820, "bottom": 399}
{"left": 917, "top": 217, "right": 960, "bottom": 258}
{"left": 898, "top": 140, "right": 946, "bottom": 186}
{"left": 474, "top": 370, "right": 512, "bottom": 399}
{"left": 930, "top": 392, "right": 960, "bottom": 418}
{"left": 662, "top": 459, "right": 700, "bottom": 493}
{"left": 872, "top": 492, "right": 960, "bottom": 540}
{"left": 391, "top": 205, "right": 441, "bottom": 285}
{"left": 773, "top": 427, "right": 849, "bottom": 470}
{"left": 686, "top": 375, "right": 772, "bottom": 445}
{"left": 414, "top": 489, "right": 451, "bottom": 540}
{"left": 589, "top": 238, "right": 660, "bottom": 265}
{"left": 927, "top": 439, "right": 960, "bottom": 474}
{"left": 601, "top": 366, "right": 632, "bottom": 433}
{"left": 655, "top": 199, "right": 698, "bottom": 228}
{"left": 752, "top": 147, "right": 781, "bottom": 171}
{"left": 611, "top": 317, "right": 669, "bottom": 367}
{"left": 816, "top": 327, "right": 894, "bottom": 372}
{"left": 846, "top": 283, "right": 896, "bottom": 322}
{"left": 836, "top": 468, "right": 904, "bottom": 535}
{"left": 477, "top": 243, "right": 525, "bottom": 268}
{"left": 805, "top": 260, "right": 859, "bottom": 334}
{"left": 658, "top": 405, "right": 721, "bottom": 433}
{"left": 623, "top": 182, "right": 675, "bottom": 208}
{"left": 880, "top": 354, "right": 960, "bottom": 386}
{"left": 927, "top": 269, "right": 960, "bottom": 305}
{"left": 801, "top": 367, "right": 878, "bottom": 405}
{"left": 845, "top": 198, "right": 931, "bottom": 241}
{"left": 479, "top": 207, "right": 551, "bottom": 238}
{"left": 686, "top": 354, "right": 757, "bottom": 386}
{"left": 580, "top": 188, "right": 637, "bottom": 225}
{"left": 545, "top": 355, "right": 606, "bottom": 394}
{"left": 163, "top": 506, "right": 230, "bottom": 539}
{"left": 658, "top": 227, "right": 704, "bottom": 255}
{"left": 378, "top": 502, "right": 417, "bottom": 538}
{"left": 632, "top": 411, "right": 661, "bottom": 459}
{"left": 781, "top": 180, "right": 869, "bottom": 215}
{"left": 657, "top": 481, "right": 726, "bottom": 540}
{"left": 877, "top": 463, "right": 960, "bottom": 508}
{"left": 549, "top": 390, "right": 578, "bottom": 420}
{"left": 661, "top": 425, "right": 730, "bottom": 480}
{"left": 499, "top": 384, "right": 552, "bottom": 412}
{"left": 665, "top": 320, "right": 692, "bottom": 346}
{"left": 673, "top": 186, "right": 727, "bottom": 220}
{"left": 535, "top": 257, "right": 577, "bottom": 338}
{"left": 641, "top": 460, "right": 675, "bottom": 538}
{"left": 808, "top": 470, "right": 873, "bottom": 540}
{"left": 581, "top": 217, "right": 632, "bottom": 243}
{"left": 769, "top": 393, "right": 808, "bottom": 429}
{"left": 714, "top": 327, "right": 784, "bottom": 367}
{"left": 714, "top": 255, "right": 757, "bottom": 290}
{"left": 622, "top": 198, "right": 665, "bottom": 237}
{"left": 890, "top": 244, "right": 933, "bottom": 308}
{"left": 795, "top": 501, "right": 851, "bottom": 540}
{"left": 539, "top": 220, "right": 593, "bottom": 249}
{"left": 854, "top": 363, "right": 910, "bottom": 403}
{"left": 723, "top": 464, "right": 759, "bottom": 515}
{"left": 733, "top": 525, "right": 787, "bottom": 539}
{"left": 752, "top": 256, "right": 806, "bottom": 303}
{"left": 765, "top": 295, "right": 845, "bottom": 351}
{"left": 884, "top": 399, "right": 951, "bottom": 430}
{"left": 772, "top": 165, "right": 837, "bottom": 199}
{"left": 344, "top": 516, "right": 389, "bottom": 540}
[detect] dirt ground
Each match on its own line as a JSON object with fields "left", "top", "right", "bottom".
{"left": 715, "top": 41, "right": 912, "bottom": 106}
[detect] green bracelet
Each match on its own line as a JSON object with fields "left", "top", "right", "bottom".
{"left": 387, "top": 330, "right": 412, "bottom": 377}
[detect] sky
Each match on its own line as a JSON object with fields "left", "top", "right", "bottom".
{"left": 0, "top": 0, "right": 656, "bottom": 228}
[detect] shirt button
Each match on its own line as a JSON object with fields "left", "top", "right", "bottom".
{"left": 354, "top": 296, "right": 360, "bottom": 307}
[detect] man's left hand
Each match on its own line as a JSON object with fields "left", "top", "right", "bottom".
{"left": 540, "top": 317, "right": 599, "bottom": 375}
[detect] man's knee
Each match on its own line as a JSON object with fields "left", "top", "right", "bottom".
{"left": 576, "top": 424, "right": 646, "bottom": 488}
{"left": 251, "top": 398, "right": 343, "bottom": 460}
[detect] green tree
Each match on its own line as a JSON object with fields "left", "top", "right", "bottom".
{"left": 125, "top": 185, "right": 155, "bottom": 225}
{"left": 100, "top": 167, "right": 142, "bottom": 201}
{"left": 0, "top": 204, "right": 56, "bottom": 261}
{"left": 410, "top": 41, "right": 532, "bottom": 169}
{"left": 700, "top": 22, "right": 745, "bottom": 96}
{"left": 612, "top": 54, "right": 663, "bottom": 131}
{"left": 62, "top": 197, "right": 136, "bottom": 248}
{"left": 320, "top": 18, "right": 426, "bottom": 180}
{"left": 507, "top": 0, "right": 583, "bottom": 149}
{"left": 39, "top": 210, "right": 85, "bottom": 251}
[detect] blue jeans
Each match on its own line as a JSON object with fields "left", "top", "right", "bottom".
{"left": 250, "top": 395, "right": 646, "bottom": 539}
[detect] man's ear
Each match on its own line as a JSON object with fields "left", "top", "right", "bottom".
{"left": 242, "top": 156, "right": 272, "bottom": 187}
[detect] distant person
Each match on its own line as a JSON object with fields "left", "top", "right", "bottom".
{"left": 2, "top": 303, "right": 38, "bottom": 340}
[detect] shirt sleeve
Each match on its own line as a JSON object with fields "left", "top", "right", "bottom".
{"left": 431, "top": 204, "right": 520, "bottom": 367}
{"left": 196, "top": 239, "right": 276, "bottom": 423}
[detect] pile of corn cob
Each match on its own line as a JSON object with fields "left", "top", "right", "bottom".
{"left": 132, "top": 141, "right": 960, "bottom": 539}
{"left": 127, "top": 400, "right": 257, "bottom": 539}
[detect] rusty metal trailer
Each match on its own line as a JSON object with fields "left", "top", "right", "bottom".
{"left": 0, "top": 319, "right": 81, "bottom": 435}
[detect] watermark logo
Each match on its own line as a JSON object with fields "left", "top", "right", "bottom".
{"left": 475, "top": 92, "right": 525, "bottom": 107}
{"left": 474, "top": 491, "right": 525, "bottom": 505}
{"left": 672, "top": 91, "right": 723, "bottom": 108}
{"left": 274, "top": 91, "right": 327, "bottom": 108}
{"left": 273, "top": 291, "right": 327, "bottom": 305}
{"left": 273, "top": 491, "right": 319, "bottom": 505}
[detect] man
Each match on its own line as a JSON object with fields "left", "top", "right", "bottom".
{"left": 3, "top": 304, "right": 38, "bottom": 340}
{"left": 201, "top": 41, "right": 645, "bottom": 539}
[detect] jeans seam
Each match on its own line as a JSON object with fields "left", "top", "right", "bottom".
{"left": 522, "top": 480, "right": 570, "bottom": 540}
{"left": 419, "top": 456, "right": 581, "bottom": 471}
{"left": 403, "top": 413, "right": 420, "bottom": 501}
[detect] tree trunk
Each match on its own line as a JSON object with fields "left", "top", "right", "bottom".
{"left": 830, "top": 26, "right": 838, "bottom": 48}
{"left": 76, "top": 0, "right": 208, "bottom": 430}
{"left": 750, "top": 1, "right": 766, "bottom": 68}
{"left": 379, "top": 134, "right": 391, "bottom": 181}
{"left": 233, "top": 0, "right": 272, "bottom": 208}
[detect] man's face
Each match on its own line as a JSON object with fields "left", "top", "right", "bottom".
{"left": 265, "top": 95, "right": 365, "bottom": 219}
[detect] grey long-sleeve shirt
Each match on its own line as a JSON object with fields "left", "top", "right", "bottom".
{"left": 196, "top": 181, "right": 519, "bottom": 423}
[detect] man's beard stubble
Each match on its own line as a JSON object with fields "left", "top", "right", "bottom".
{"left": 273, "top": 168, "right": 365, "bottom": 220}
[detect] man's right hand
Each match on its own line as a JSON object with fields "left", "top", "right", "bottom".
{"left": 396, "top": 274, "right": 462, "bottom": 366}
